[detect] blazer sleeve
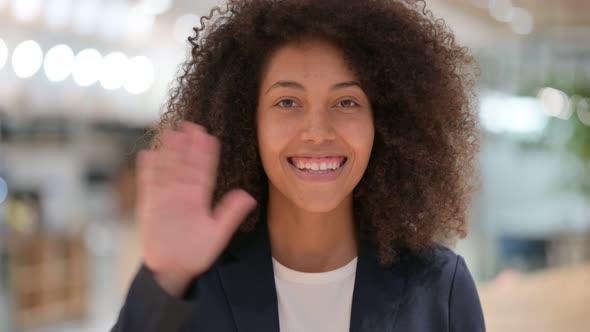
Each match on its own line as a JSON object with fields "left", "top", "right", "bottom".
{"left": 449, "top": 256, "right": 486, "bottom": 332}
{"left": 111, "top": 264, "right": 195, "bottom": 332}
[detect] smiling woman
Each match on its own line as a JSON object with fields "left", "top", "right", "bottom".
{"left": 112, "top": 0, "right": 484, "bottom": 331}
{"left": 257, "top": 39, "right": 374, "bottom": 217}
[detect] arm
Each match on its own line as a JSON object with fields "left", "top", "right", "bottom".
{"left": 111, "top": 265, "right": 195, "bottom": 332}
{"left": 448, "top": 256, "right": 486, "bottom": 332}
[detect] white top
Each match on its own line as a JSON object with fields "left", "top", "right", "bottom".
{"left": 272, "top": 256, "right": 358, "bottom": 332}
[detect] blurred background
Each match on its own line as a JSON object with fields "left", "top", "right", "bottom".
{"left": 0, "top": 0, "right": 588, "bottom": 331}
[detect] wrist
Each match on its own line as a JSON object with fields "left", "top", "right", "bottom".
{"left": 152, "top": 269, "right": 194, "bottom": 298}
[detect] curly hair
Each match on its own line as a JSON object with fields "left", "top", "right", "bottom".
{"left": 151, "top": 0, "right": 480, "bottom": 266}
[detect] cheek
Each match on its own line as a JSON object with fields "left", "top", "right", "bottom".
{"left": 340, "top": 118, "right": 374, "bottom": 158}
{"left": 257, "top": 116, "right": 294, "bottom": 166}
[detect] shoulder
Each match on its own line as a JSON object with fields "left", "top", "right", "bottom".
{"left": 396, "top": 244, "right": 464, "bottom": 284}
{"left": 392, "top": 243, "right": 479, "bottom": 306}
{"left": 390, "top": 244, "right": 485, "bottom": 331}
{"left": 427, "top": 244, "right": 477, "bottom": 294}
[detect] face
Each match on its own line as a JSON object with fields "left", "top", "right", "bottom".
{"left": 256, "top": 39, "right": 374, "bottom": 213}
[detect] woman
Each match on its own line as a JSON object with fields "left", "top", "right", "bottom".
{"left": 112, "top": 0, "right": 485, "bottom": 331}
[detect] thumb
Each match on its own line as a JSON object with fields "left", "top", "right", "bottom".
{"left": 212, "top": 189, "right": 258, "bottom": 235}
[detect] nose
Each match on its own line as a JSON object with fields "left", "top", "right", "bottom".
{"left": 299, "top": 107, "right": 336, "bottom": 143}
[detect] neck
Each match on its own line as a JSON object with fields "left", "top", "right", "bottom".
{"left": 266, "top": 186, "right": 358, "bottom": 273}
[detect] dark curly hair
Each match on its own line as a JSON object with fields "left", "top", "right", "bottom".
{"left": 151, "top": 0, "right": 480, "bottom": 266}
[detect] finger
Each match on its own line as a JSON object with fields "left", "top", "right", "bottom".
{"left": 157, "top": 132, "right": 218, "bottom": 191}
{"left": 159, "top": 128, "right": 190, "bottom": 158}
{"left": 149, "top": 131, "right": 218, "bottom": 214}
{"left": 161, "top": 161, "right": 217, "bottom": 191}
{"left": 212, "top": 189, "right": 257, "bottom": 237}
{"left": 179, "top": 120, "right": 208, "bottom": 133}
{"left": 157, "top": 130, "right": 191, "bottom": 176}
{"left": 179, "top": 122, "right": 221, "bottom": 197}
{"left": 179, "top": 122, "right": 220, "bottom": 172}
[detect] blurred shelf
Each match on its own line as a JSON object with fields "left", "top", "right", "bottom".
{"left": 8, "top": 234, "right": 88, "bottom": 330}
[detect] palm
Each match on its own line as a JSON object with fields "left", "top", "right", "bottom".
{"left": 136, "top": 121, "right": 257, "bottom": 278}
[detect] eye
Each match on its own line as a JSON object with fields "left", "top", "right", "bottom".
{"left": 275, "top": 98, "right": 302, "bottom": 108}
{"left": 335, "top": 99, "right": 359, "bottom": 108}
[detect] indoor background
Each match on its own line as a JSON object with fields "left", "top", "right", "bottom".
{"left": 0, "top": 0, "right": 589, "bottom": 331}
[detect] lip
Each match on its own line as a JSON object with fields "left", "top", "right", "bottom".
{"left": 288, "top": 155, "right": 346, "bottom": 157}
{"left": 287, "top": 157, "right": 347, "bottom": 182}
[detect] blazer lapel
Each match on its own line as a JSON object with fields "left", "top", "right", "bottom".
{"left": 217, "top": 220, "right": 280, "bottom": 332}
{"left": 218, "top": 220, "right": 406, "bottom": 332}
{"left": 350, "top": 240, "right": 405, "bottom": 332}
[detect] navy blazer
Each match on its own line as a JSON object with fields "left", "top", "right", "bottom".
{"left": 112, "top": 219, "right": 485, "bottom": 331}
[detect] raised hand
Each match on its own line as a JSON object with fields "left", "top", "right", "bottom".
{"left": 135, "top": 121, "right": 257, "bottom": 296}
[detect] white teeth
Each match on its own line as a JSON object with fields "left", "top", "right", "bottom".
{"left": 293, "top": 160, "right": 343, "bottom": 171}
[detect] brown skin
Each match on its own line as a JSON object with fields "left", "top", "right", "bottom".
{"left": 143, "top": 0, "right": 480, "bottom": 296}
{"left": 137, "top": 123, "right": 258, "bottom": 296}
{"left": 258, "top": 39, "right": 374, "bottom": 272}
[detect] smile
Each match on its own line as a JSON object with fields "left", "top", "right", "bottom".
{"left": 287, "top": 156, "right": 347, "bottom": 171}
{"left": 287, "top": 156, "right": 348, "bottom": 180}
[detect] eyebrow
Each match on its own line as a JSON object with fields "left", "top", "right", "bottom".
{"left": 264, "top": 80, "right": 361, "bottom": 95}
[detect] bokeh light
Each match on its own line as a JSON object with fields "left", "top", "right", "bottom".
{"left": 124, "top": 56, "right": 155, "bottom": 94}
{"left": 510, "top": 7, "right": 534, "bottom": 35}
{"left": 72, "top": 48, "right": 102, "bottom": 87}
{"left": 480, "top": 95, "right": 548, "bottom": 134}
{"left": 44, "top": 44, "right": 75, "bottom": 82}
{"left": 488, "top": 0, "right": 514, "bottom": 23}
{"left": 100, "top": 52, "right": 129, "bottom": 90}
{"left": 11, "top": 0, "right": 42, "bottom": 22}
{"left": 12, "top": 40, "right": 43, "bottom": 78}
{"left": 538, "top": 87, "right": 571, "bottom": 119}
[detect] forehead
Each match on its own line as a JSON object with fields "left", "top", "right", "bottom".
{"left": 260, "top": 39, "right": 358, "bottom": 83}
